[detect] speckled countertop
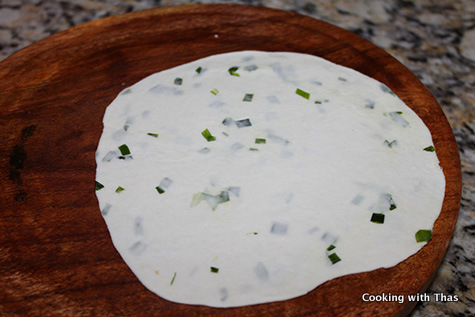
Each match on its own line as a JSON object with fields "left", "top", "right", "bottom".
{"left": 1, "top": 0, "right": 473, "bottom": 316}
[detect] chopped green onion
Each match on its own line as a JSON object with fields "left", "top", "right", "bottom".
{"left": 159, "top": 177, "right": 173, "bottom": 189}
{"left": 191, "top": 191, "right": 230, "bottom": 210}
{"left": 170, "top": 272, "right": 177, "bottom": 285}
{"left": 190, "top": 192, "right": 206, "bottom": 207}
{"left": 389, "top": 111, "right": 409, "bottom": 127}
{"left": 115, "top": 186, "right": 125, "bottom": 193}
{"left": 423, "top": 145, "right": 435, "bottom": 152}
{"left": 296, "top": 88, "right": 310, "bottom": 99}
{"left": 195, "top": 190, "right": 231, "bottom": 211}
{"left": 255, "top": 138, "right": 266, "bottom": 144}
{"left": 370, "top": 213, "right": 385, "bottom": 224}
{"left": 314, "top": 100, "right": 322, "bottom": 104}
{"left": 196, "top": 66, "right": 202, "bottom": 74}
{"left": 249, "top": 148, "right": 259, "bottom": 151}
{"left": 243, "top": 93, "right": 253, "bottom": 102}
{"left": 384, "top": 140, "right": 397, "bottom": 148}
{"left": 210, "top": 88, "right": 219, "bottom": 95}
{"left": 389, "top": 201, "right": 397, "bottom": 211}
{"left": 147, "top": 133, "right": 158, "bottom": 138}
{"left": 174, "top": 77, "right": 182, "bottom": 85}
{"left": 267, "top": 132, "right": 290, "bottom": 145}
{"left": 228, "top": 186, "right": 240, "bottom": 197}
{"left": 380, "top": 84, "right": 396, "bottom": 96}
{"left": 328, "top": 253, "right": 341, "bottom": 264}
{"left": 244, "top": 64, "right": 258, "bottom": 71}
{"left": 384, "top": 193, "right": 397, "bottom": 210}
{"left": 228, "top": 66, "right": 240, "bottom": 77}
{"left": 120, "top": 88, "right": 132, "bottom": 95}
{"left": 156, "top": 186, "right": 165, "bottom": 194}
{"left": 118, "top": 144, "right": 131, "bottom": 156}
{"left": 217, "top": 191, "right": 230, "bottom": 203}
{"left": 415, "top": 229, "right": 432, "bottom": 242}
{"left": 206, "top": 192, "right": 225, "bottom": 210}
{"left": 327, "top": 245, "right": 336, "bottom": 251}
{"left": 201, "top": 129, "right": 216, "bottom": 142}
{"left": 210, "top": 267, "right": 219, "bottom": 273}
{"left": 236, "top": 118, "right": 252, "bottom": 128}
{"left": 95, "top": 181, "right": 104, "bottom": 191}
{"left": 222, "top": 117, "right": 234, "bottom": 126}
{"left": 247, "top": 232, "right": 258, "bottom": 235}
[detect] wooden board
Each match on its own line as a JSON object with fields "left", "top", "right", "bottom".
{"left": 0, "top": 4, "right": 461, "bottom": 316}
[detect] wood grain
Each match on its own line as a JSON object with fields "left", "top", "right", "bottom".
{"left": 0, "top": 4, "right": 461, "bottom": 316}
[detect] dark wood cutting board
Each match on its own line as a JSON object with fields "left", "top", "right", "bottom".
{"left": 0, "top": 4, "right": 461, "bottom": 317}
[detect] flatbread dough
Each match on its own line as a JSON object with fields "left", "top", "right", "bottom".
{"left": 95, "top": 51, "right": 445, "bottom": 307}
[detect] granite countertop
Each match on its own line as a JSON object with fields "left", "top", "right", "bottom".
{"left": 1, "top": 0, "right": 473, "bottom": 316}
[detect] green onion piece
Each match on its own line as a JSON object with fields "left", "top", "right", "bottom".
{"left": 236, "top": 118, "right": 252, "bottom": 128}
{"left": 328, "top": 253, "right": 341, "bottom": 264}
{"left": 210, "top": 88, "right": 219, "bottom": 95}
{"left": 255, "top": 138, "right": 266, "bottom": 144}
{"left": 156, "top": 186, "right": 165, "bottom": 194}
{"left": 219, "top": 191, "right": 230, "bottom": 201}
{"left": 327, "top": 244, "right": 336, "bottom": 251}
{"left": 222, "top": 117, "right": 234, "bottom": 126}
{"left": 228, "top": 186, "right": 240, "bottom": 197}
{"left": 243, "top": 93, "right": 253, "bottom": 102}
{"left": 384, "top": 140, "right": 397, "bottom": 148}
{"left": 174, "top": 77, "right": 182, "bottom": 85}
{"left": 118, "top": 144, "right": 131, "bottom": 156}
{"left": 201, "top": 129, "right": 216, "bottom": 142}
{"left": 296, "top": 88, "right": 310, "bottom": 100}
{"left": 210, "top": 267, "right": 219, "bottom": 273}
{"left": 196, "top": 66, "right": 202, "bottom": 74}
{"left": 249, "top": 148, "right": 259, "bottom": 151}
{"left": 147, "top": 133, "right": 158, "bottom": 138}
{"left": 95, "top": 181, "right": 104, "bottom": 191}
{"left": 314, "top": 100, "right": 322, "bottom": 104}
{"left": 170, "top": 272, "right": 177, "bottom": 285}
{"left": 423, "top": 145, "right": 435, "bottom": 152}
{"left": 389, "top": 111, "right": 409, "bottom": 127}
{"left": 415, "top": 229, "right": 432, "bottom": 242}
{"left": 159, "top": 177, "right": 172, "bottom": 189}
{"left": 228, "top": 66, "right": 240, "bottom": 77}
{"left": 192, "top": 190, "right": 231, "bottom": 211}
{"left": 203, "top": 193, "right": 219, "bottom": 210}
{"left": 190, "top": 192, "right": 205, "bottom": 207}
{"left": 206, "top": 191, "right": 230, "bottom": 210}
{"left": 380, "top": 83, "right": 396, "bottom": 96}
{"left": 370, "top": 213, "right": 385, "bottom": 224}
{"left": 120, "top": 88, "right": 132, "bottom": 95}
{"left": 386, "top": 194, "right": 397, "bottom": 210}
{"left": 115, "top": 186, "right": 125, "bottom": 193}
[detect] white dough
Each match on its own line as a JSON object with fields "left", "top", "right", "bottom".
{"left": 95, "top": 51, "right": 445, "bottom": 307}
